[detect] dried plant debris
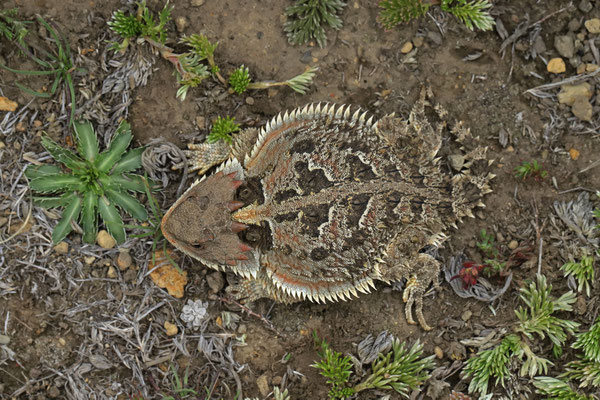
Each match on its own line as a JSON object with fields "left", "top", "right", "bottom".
{"left": 553, "top": 192, "right": 599, "bottom": 248}
{"left": 445, "top": 254, "right": 512, "bottom": 302}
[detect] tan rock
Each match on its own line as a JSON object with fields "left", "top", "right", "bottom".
{"left": 586, "top": 63, "right": 599, "bottom": 72}
{"left": 585, "top": 18, "right": 600, "bottom": 34}
{"left": 413, "top": 36, "right": 424, "bottom": 47}
{"left": 557, "top": 83, "right": 593, "bottom": 105}
{"left": 256, "top": 374, "right": 270, "bottom": 397}
{"left": 571, "top": 97, "right": 593, "bottom": 121}
{"left": 0, "top": 96, "right": 18, "bottom": 112}
{"left": 53, "top": 241, "right": 69, "bottom": 254}
{"left": 96, "top": 230, "right": 116, "bottom": 249}
{"left": 569, "top": 148, "right": 580, "bottom": 160}
{"left": 547, "top": 57, "right": 566, "bottom": 74}
{"left": 508, "top": 240, "right": 519, "bottom": 250}
{"left": 116, "top": 250, "right": 133, "bottom": 270}
{"left": 164, "top": 321, "right": 178, "bottom": 336}
{"left": 107, "top": 266, "right": 117, "bottom": 279}
{"left": 400, "top": 41, "right": 413, "bottom": 54}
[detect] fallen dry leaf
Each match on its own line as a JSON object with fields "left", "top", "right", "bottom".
{"left": 0, "top": 96, "right": 18, "bottom": 112}
{"left": 149, "top": 249, "right": 187, "bottom": 298}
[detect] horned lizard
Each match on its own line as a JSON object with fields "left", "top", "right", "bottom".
{"left": 161, "top": 88, "right": 493, "bottom": 330}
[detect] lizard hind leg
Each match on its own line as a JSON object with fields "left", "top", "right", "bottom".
{"left": 402, "top": 253, "right": 441, "bottom": 331}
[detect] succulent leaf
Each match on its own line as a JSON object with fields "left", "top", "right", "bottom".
{"left": 81, "top": 190, "right": 98, "bottom": 244}
{"left": 98, "top": 195, "right": 126, "bottom": 244}
{"left": 29, "top": 173, "right": 84, "bottom": 193}
{"left": 73, "top": 120, "right": 99, "bottom": 162}
{"left": 51, "top": 193, "right": 82, "bottom": 243}
{"left": 111, "top": 147, "right": 144, "bottom": 175}
{"left": 41, "top": 135, "right": 86, "bottom": 171}
{"left": 106, "top": 188, "right": 148, "bottom": 220}
{"left": 94, "top": 121, "right": 133, "bottom": 172}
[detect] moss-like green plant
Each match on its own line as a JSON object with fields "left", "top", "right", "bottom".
{"left": 229, "top": 65, "right": 251, "bottom": 94}
{"left": 378, "top": 0, "right": 494, "bottom": 31}
{"left": 207, "top": 116, "right": 240, "bottom": 145}
{"left": 515, "top": 159, "right": 548, "bottom": 180}
{"left": 464, "top": 274, "right": 578, "bottom": 395}
{"left": 533, "top": 376, "right": 594, "bottom": 400}
{"left": 0, "top": 8, "right": 29, "bottom": 47}
{"left": 561, "top": 254, "right": 595, "bottom": 297}
{"left": 284, "top": 0, "right": 346, "bottom": 48}
{"left": 26, "top": 121, "right": 149, "bottom": 244}
{"left": 311, "top": 332, "right": 435, "bottom": 399}
{"left": 108, "top": 0, "right": 172, "bottom": 52}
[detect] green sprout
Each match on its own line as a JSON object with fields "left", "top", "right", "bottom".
{"left": 0, "top": 8, "right": 29, "bottom": 48}
{"left": 245, "top": 66, "right": 318, "bottom": 95}
{"left": 311, "top": 332, "right": 355, "bottom": 399}
{"left": 229, "top": 65, "right": 251, "bottom": 95}
{"left": 378, "top": 0, "right": 495, "bottom": 31}
{"left": 561, "top": 254, "right": 595, "bottom": 297}
{"left": 108, "top": 1, "right": 173, "bottom": 52}
{"left": 25, "top": 120, "right": 149, "bottom": 244}
{"left": 284, "top": 0, "right": 347, "bottom": 48}
{"left": 464, "top": 274, "right": 579, "bottom": 395}
{"left": 476, "top": 228, "right": 498, "bottom": 258}
{"left": 207, "top": 116, "right": 240, "bottom": 145}
{"left": 311, "top": 332, "right": 435, "bottom": 399}
{"left": 533, "top": 376, "right": 594, "bottom": 400}
{"left": 515, "top": 159, "right": 548, "bottom": 180}
{"left": 0, "top": 15, "right": 78, "bottom": 128}
{"left": 160, "top": 365, "right": 198, "bottom": 400}
{"left": 535, "top": 317, "right": 600, "bottom": 398}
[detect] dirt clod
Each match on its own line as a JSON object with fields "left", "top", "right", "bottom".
{"left": 96, "top": 230, "right": 116, "bottom": 249}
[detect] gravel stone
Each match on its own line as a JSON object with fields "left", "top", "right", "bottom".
{"left": 585, "top": 18, "right": 600, "bottom": 33}
{"left": 568, "top": 18, "right": 582, "bottom": 32}
{"left": 554, "top": 35, "right": 575, "bottom": 59}
{"left": 508, "top": 240, "right": 519, "bottom": 250}
{"left": 53, "top": 241, "right": 69, "bottom": 254}
{"left": 116, "top": 251, "right": 133, "bottom": 270}
{"left": 256, "top": 374, "right": 270, "bottom": 397}
{"left": 96, "top": 230, "right": 116, "bottom": 249}
{"left": 579, "top": 0, "right": 593, "bottom": 13}
{"left": 547, "top": 57, "right": 566, "bottom": 73}
{"left": 557, "top": 83, "right": 593, "bottom": 105}
{"left": 571, "top": 97, "right": 593, "bottom": 121}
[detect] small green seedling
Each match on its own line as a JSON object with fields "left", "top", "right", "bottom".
{"left": 109, "top": 2, "right": 318, "bottom": 100}
{"left": 284, "top": 0, "right": 347, "bottom": 48}
{"left": 378, "top": 0, "right": 495, "bottom": 31}
{"left": 1, "top": 15, "right": 79, "bottom": 127}
{"left": 515, "top": 159, "right": 548, "bottom": 181}
{"left": 0, "top": 8, "right": 29, "bottom": 47}
{"left": 108, "top": 0, "right": 172, "bottom": 52}
{"left": 311, "top": 331, "right": 435, "bottom": 399}
{"left": 476, "top": 228, "right": 497, "bottom": 258}
{"left": 561, "top": 254, "right": 595, "bottom": 297}
{"left": 26, "top": 120, "right": 149, "bottom": 244}
{"left": 160, "top": 365, "right": 198, "bottom": 400}
{"left": 207, "top": 116, "right": 240, "bottom": 145}
{"left": 229, "top": 65, "right": 251, "bottom": 95}
{"left": 464, "top": 274, "right": 579, "bottom": 395}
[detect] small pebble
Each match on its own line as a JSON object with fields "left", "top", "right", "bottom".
{"left": 568, "top": 18, "right": 582, "bottom": 32}
{"left": 16, "top": 121, "right": 26, "bottom": 132}
{"left": 413, "top": 36, "right": 424, "bottom": 47}
{"left": 175, "top": 16, "right": 188, "bottom": 33}
{"left": 496, "top": 232, "right": 505, "bottom": 243}
{"left": 0, "top": 334, "right": 10, "bottom": 345}
{"left": 585, "top": 18, "right": 600, "bottom": 34}
{"left": 245, "top": 96, "right": 255, "bottom": 105}
{"left": 434, "top": 346, "right": 444, "bottom": 359}
{"left": 272, "top": 375, "right": 283, "bottom": 386}
{"left": 84, "top": 256, "right": 96, "bottom": 265}
{"left": 547, "top": 57, "right": 566, "bottom": 73}
{"left": 116, "top": 250, "right": 133, "bottom": 270}
{"left": 571, "top": 97, "right": 593, "bottom": 121}
{"left": 256, "top": 374, "right": 270, "bottom": 397}
{"left": 107, "top": 266, "right": 117, "bottom": 279}
{"left": 33, "top": 120, "right": 42, "bottom": 128}
{"left": 461, "top": 310, "right": 472, "bottom": 322}
{"left": 400, "top": 41, "right": 413, "bottom": 54}
{"left": 53, "top": 241, "right": 69, "bottom": 254}
{"left": 569, "top": 148, "right": 580, "bottom": 160}
{"left": 554, "top": 35, "right": 574, "bottom": 59}
{"left": 195, "top": 116, "right": 205, "bottom": 129}
{"left": 164, "top": 321, "right": 178, "bottom": 336}
{"left": 206, "top": 271, "right": 225, "bottom": 293}
{"left": 508, "top": 240, "right": 519, "bottom": 250}
{"left": 96, "top": 230, "right": 116, "bottom": 249}
{"left": 579, "top": 0, "right": 593, "bottom": 13}
{"left": 58, "top": 337, "right": 66, "bottom": 346}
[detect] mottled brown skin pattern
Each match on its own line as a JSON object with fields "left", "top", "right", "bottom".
{"left": 162, "top": 88, "right": 492, "bottom": 330}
